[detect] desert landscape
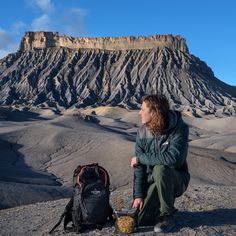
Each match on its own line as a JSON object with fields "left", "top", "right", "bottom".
{"left": 0, "top": 33, "right": 236, "bottom": 235}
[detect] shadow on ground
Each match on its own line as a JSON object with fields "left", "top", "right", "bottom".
{"left": 122, "top": 209, "right": 236, "bottom": 234}
{"left": 0, "top": 106, "right": 53, "bottom": 122}
{"left": 174, "top": 209, "right": 236, "bottom": 231}
{"left": 0, "top": 138, "right": 71, "bottom": 209}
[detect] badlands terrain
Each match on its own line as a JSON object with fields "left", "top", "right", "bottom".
{"left": 0, "top": 32, "right": 236, "bottom": 235}
{"left": 0, "top": 106, "right": 235, "bottom": 235}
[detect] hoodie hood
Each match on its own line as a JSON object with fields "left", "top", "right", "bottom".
{"left": 139, "top": 110, "right": 182, "bottom": 138}
{"left": 166, "top": 110, "right": 182, "bottom": 132}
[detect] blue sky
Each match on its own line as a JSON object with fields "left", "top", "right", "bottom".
{"left": 0, "top": 0, "right": 235, "bottom": 86}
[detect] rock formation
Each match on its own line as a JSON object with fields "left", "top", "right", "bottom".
{"left": 0, "top": 32, "right": 236, "bottom": 116}
{"left": 19, "top": 31, "right": 189, "bottom": 53}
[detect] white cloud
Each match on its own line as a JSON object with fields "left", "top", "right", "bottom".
{"left": 29, "top": 4, "right": 88, "bottom": 36}
{"left": 0, "top": 46, "right": 18, "bottom": 59}
{"left": 0, "top": 25, "right": 24, "bottom": 58}
{"left": 31, "top": 14, "right": 51, "bottom": 31}
{"left": 0, "top": 30, "right": 18, "bottom": 59}
{"left": 0, "top": 50, "right": 9, "bottom": 59}
{"left": 0, "top": 28, "right": 14, "bottom": 50}
{"left": 28, "top": 0, "right": 54, "bottom": 13}
{"left": 12, "top": 21, "right": 27, "bottom": 33}
{"left": 58, "top": 7, "right": 88, "bottom": 36}
{"left": 0, "top": 1, "right": 88, "bottom": 58}
{"left": 69, "top": 7, "right": 87, "bottom": 16}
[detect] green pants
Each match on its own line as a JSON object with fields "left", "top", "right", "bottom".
{"left": 138, "top": 165, "right": 186, "bottom": 226}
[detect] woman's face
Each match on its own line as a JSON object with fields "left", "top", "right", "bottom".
{"left": 139, "top": 101, "right": 153, "bottom": 124}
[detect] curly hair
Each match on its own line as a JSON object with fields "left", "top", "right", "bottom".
{"left": 142, "top": 94, "right": 170, "bottom": 135}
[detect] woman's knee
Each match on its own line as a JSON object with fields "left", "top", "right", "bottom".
{"left": 152, "top": 165, "right": 172, "bottom": 180}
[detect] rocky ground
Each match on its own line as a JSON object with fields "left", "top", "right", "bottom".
{"left": 0, "top": 107, "right": 236, "bottom": 235}
{"left": 0, "top": 184, "right": 235, "bottom": 236}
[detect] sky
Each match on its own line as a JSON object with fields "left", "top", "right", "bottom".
{"left": 0, "top": 0, "right": 235, "bottom": 86}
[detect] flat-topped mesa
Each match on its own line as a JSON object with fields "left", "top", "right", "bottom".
{"left": 19, "top": 31, "right": 189, "bottom": 53}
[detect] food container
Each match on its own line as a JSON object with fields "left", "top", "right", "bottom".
{"left": 114, "top": 208, "right": 139, "bottom": 234}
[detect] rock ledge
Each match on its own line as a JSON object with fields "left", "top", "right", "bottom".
{"left": 19, "top": 31, "right": 189, "bottom": 52}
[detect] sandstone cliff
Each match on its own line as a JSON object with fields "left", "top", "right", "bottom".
{"left": 0, "top": 32, "right": 236, "bottom": 116}
{"left": 19, "top": 31, "right": 189, "bottom": 53}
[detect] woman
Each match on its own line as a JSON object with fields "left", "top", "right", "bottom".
{"left": 131, "top": 94, "right": 190, "bottom": 233}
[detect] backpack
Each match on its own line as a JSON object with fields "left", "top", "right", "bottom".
{"left": 49, "top": 163, "right": 113, "bottom": 234}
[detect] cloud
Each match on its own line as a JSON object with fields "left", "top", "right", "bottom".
{"left": 31, "top": 14, "right": 51, "bottom": 31}
{"left": 0, "top": 28, "right": 14, "bottom": 50}
{"left": 0, "top": 51, "right": 7, "bottom": 59}
{"left": 59, "top": 7, "right": 88, "bottom": 36}
{"left": 28, "top": 0, "right": 54, "bottom": 13}
{"left": 29, "top": 4, "right": 88, "bottom": 36}
{"left": 12, "top": 21, "right": 27, "bottom": 33}
{"left": 0, "top": 28, "right": 18, "bottom": 59}
{"left": 0, "top": 1, "right": 88, "bottom": 58}
{"left": 0, "top": 46, "right": 18, "bottom": 59}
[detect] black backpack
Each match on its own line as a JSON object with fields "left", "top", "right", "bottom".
{"left": 49, "top": 163, "right": 113, "bottom": 233}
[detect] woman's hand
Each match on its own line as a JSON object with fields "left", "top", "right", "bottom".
{"left": 132, "top": 198, "right": 143, "bottom": 210}
{"left": 130, "top": 156, "right": 138, "bottom": 168}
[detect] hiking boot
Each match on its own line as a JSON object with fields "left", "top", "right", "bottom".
{"left": 154, "top": 215, "right": 175, "bottom": 233}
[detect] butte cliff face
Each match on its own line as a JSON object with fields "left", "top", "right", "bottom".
{"left": 0, "top": 31, "right": 236, "bottom": 116}
{"left": 19, "top": 32, "right": 189, "bottom": 52}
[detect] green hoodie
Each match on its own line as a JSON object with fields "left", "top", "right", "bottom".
{"left": 133, "top": 110, "right": 190, "bottom": 199}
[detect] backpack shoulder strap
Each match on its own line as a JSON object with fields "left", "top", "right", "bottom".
{"left": 73, "top": 165, "right": 82, "bottom": 187}
{"left": 97, "top": 164, "right": 110, "bottom": 188}
{"left": 49, "top": 197, "right": 73, "bottom": 234}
